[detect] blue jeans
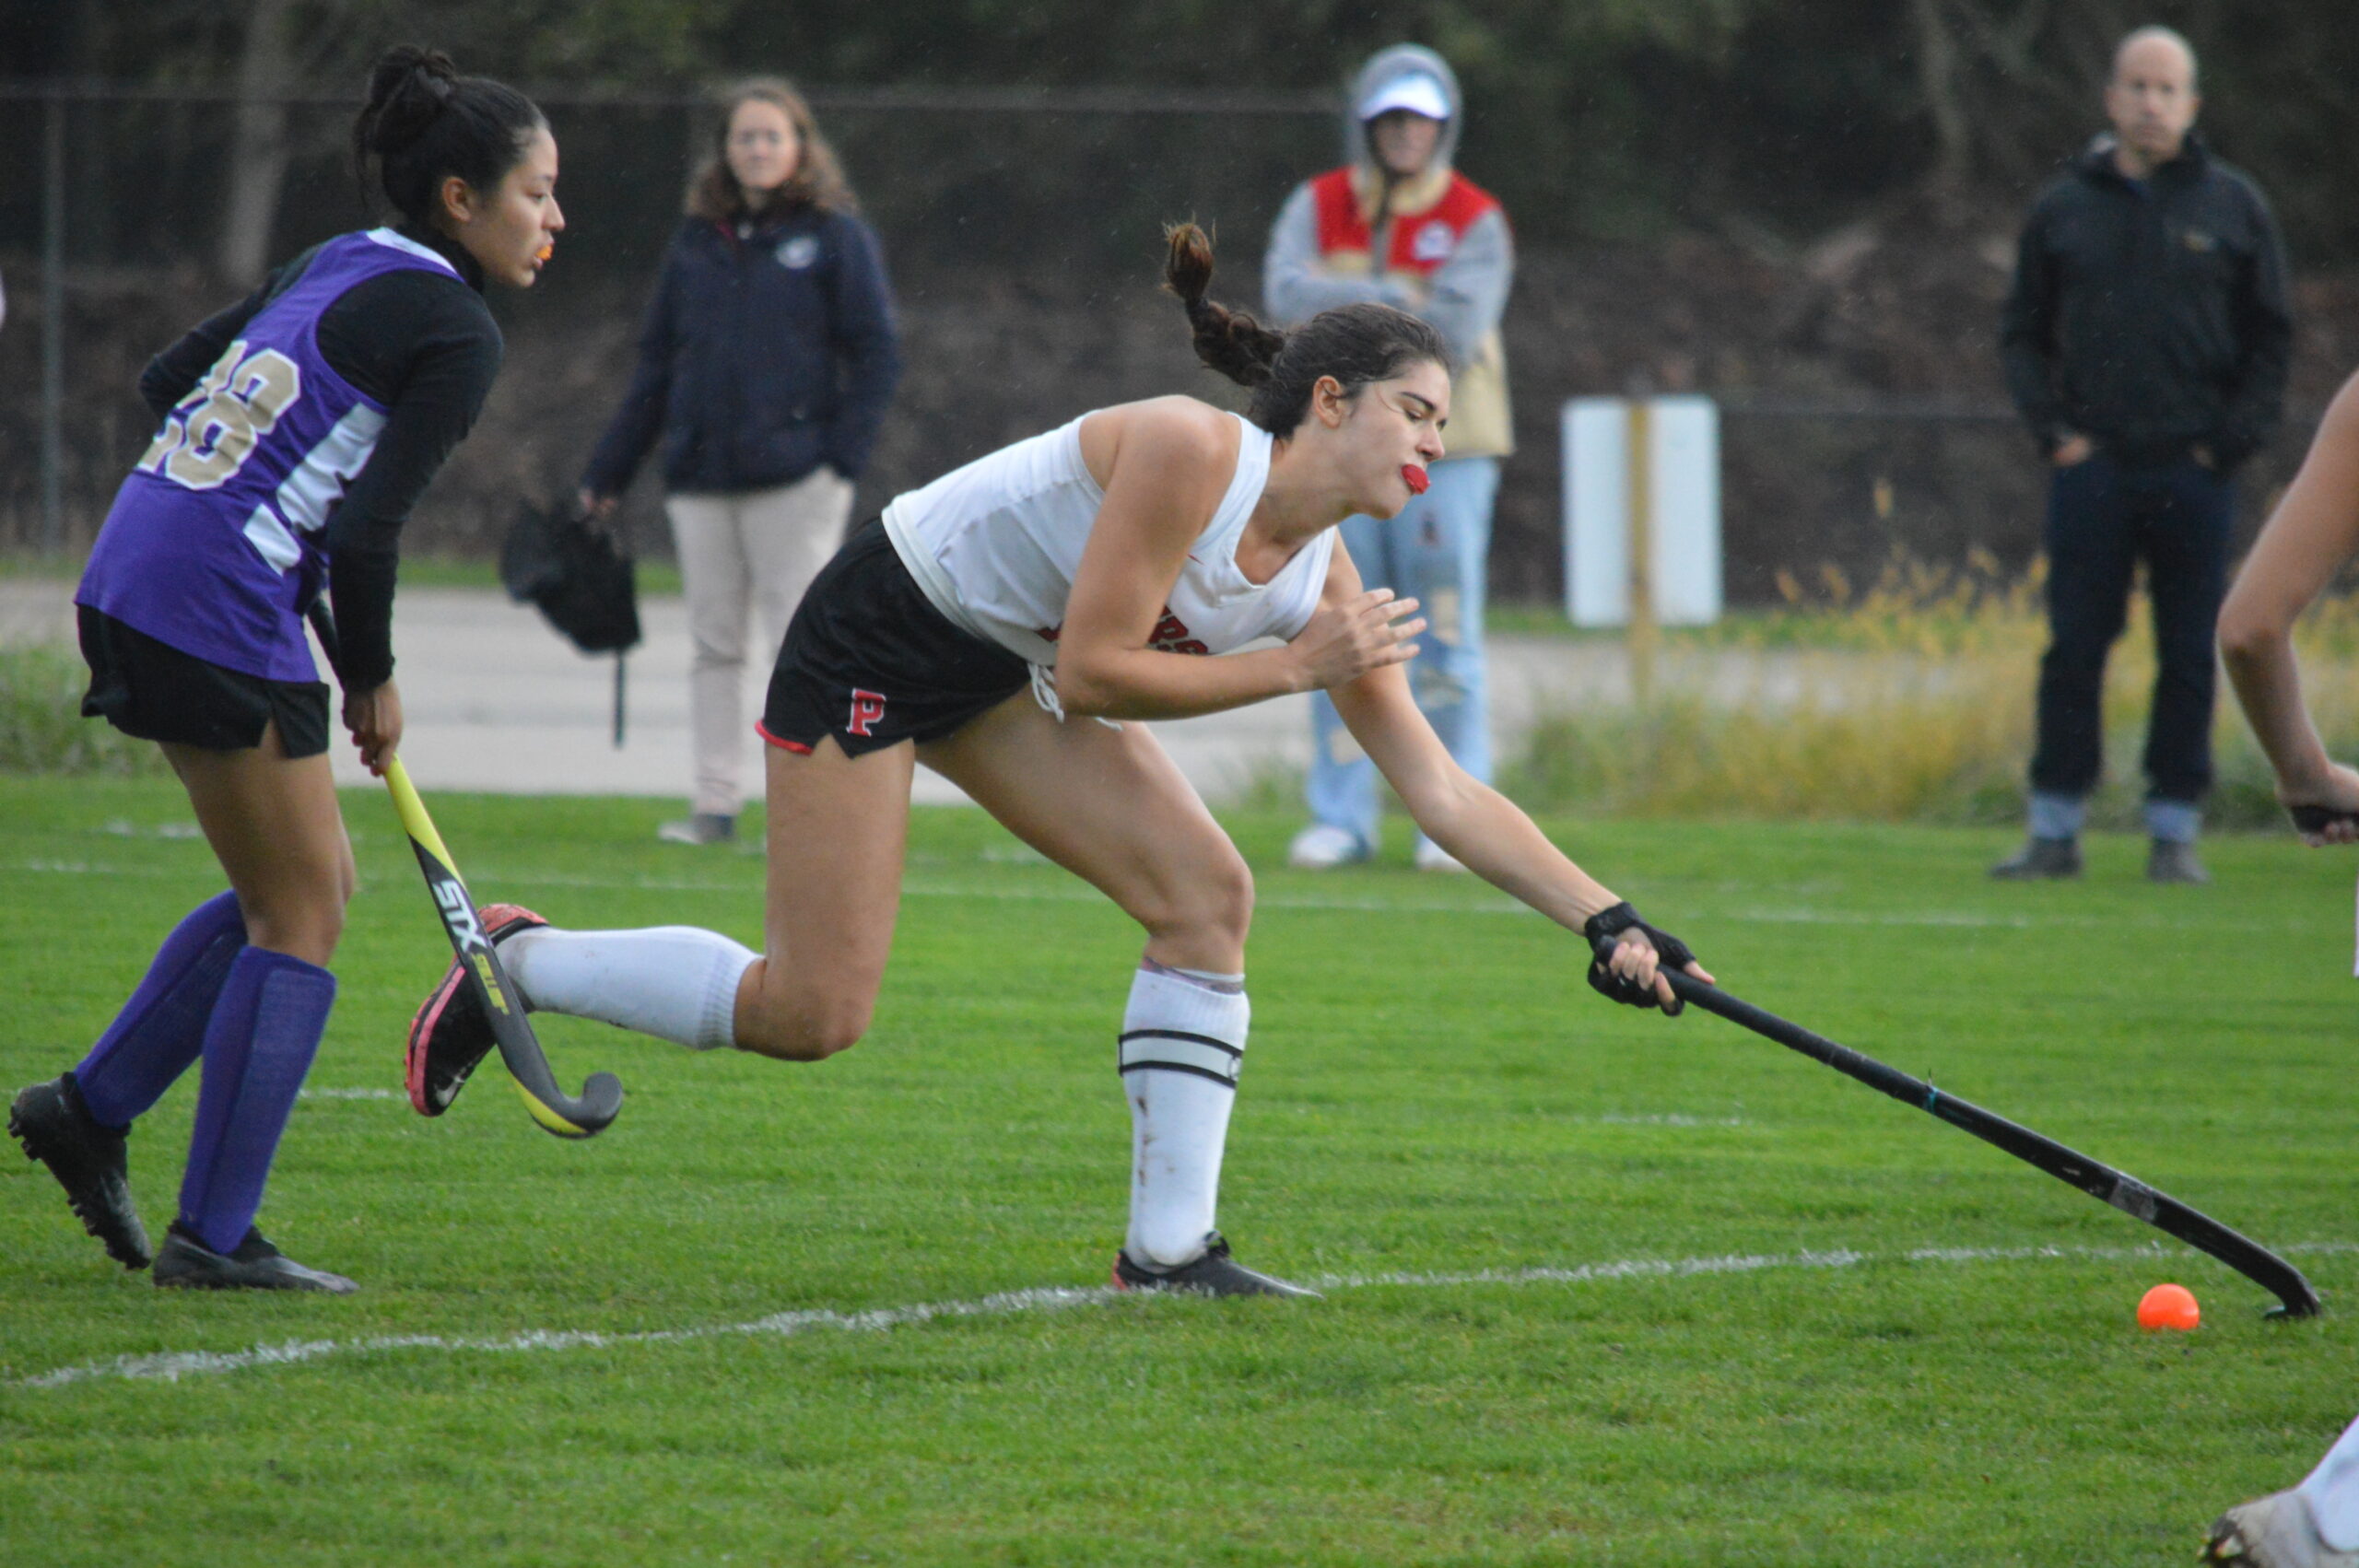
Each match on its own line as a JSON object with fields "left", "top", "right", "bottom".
{"left": 1305, "top": 456, "right": 1500, "bottom": 851}
{"left": 2028, "top": 451, "right": 2233, "bottom": 835}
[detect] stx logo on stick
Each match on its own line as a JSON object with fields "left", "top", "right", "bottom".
{"left": 433, "top": 879, "right": 483, "bottom": 948}
{"left": 432, "top": 876, "right": 511, "bottom": 1015}
{"left": 847, "top": 688, "right": 887, "bottom": 737}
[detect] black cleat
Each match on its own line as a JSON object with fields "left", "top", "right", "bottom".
{"left": 152, "top": 1222, "right": 357, "bottom": 1293}
{"left": 2147, "top": 839, "right": 2211, "bottom": 885}
{"left": 1989, "top": 836, "right": 2082, "bottom": 880}
{"left": 405, "top": 903, "right": 545, "bottom": 1116}
{"left": 1110, "top": 1235, "right": 1320, "bottom": 1299}
{"left": 10, "top": 1072, "right": 150, "bottom": 1269}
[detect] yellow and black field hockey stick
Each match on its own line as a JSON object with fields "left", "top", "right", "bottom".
{"left": 309, "top": 601, "right": 623, "bottom": 1139}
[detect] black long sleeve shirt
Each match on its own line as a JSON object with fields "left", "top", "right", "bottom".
{"left": 139, "top": 228, "right": 502, "bottom": 689}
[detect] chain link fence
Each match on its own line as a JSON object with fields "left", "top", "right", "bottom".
{"left": 0, "top": 82, "right": 2322, "bottom": 605}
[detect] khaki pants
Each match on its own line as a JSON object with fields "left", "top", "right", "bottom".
{"left": 666, "top": 469, "right": 854, "bottom": 815}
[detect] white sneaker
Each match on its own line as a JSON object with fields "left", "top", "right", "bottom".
{"left": 1414, "top": 840, "right": 1468, "bottom": 873}
{"left": 2207, "top": 1491, "right": 2357, "bottom": 1567}
{"left": 1286, "top": 824, "right": 1367, "bottom": 870}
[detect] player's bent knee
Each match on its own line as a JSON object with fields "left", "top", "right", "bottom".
{"left": 735, "top": 992, "right": 873, "bottom": 1062}
{"left": 1141, "top": 855, "right": 1254, "bottom": 953}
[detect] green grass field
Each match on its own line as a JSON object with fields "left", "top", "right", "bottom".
{"left": 2, "top": 777, "right": 2354, "bottom": 1565}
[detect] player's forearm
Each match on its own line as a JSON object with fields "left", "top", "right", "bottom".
{"left": 1407, "top": 774, "right": 1619, "bottom": 929}
{"left": 1054, "top": 645, "right": 1308, "bottom": 721}
{"left": 2224, "top": 634, "right": 2337, "bottom": 796}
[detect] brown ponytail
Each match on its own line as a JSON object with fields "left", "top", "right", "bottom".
{"left": 1163, "top": 221, "right": 1446, "bottom": 439}
{"left": 1164, "top": 223, "right": 1285, "bottom": 389}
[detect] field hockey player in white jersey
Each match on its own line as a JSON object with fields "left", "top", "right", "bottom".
{"left": 406, "top": 223, "right": 1713, "bottom": 1296}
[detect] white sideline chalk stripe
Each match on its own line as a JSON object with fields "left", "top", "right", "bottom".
{"left": 299, "top": 1087, "right": 405, "bottom": 1101}
{"left": 21, "top": 1239, "right": 2353, "bottom": 1390}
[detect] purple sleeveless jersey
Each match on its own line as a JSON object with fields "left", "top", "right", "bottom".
{"left": 78, "top": 229, "right": 461, "bottom": 683}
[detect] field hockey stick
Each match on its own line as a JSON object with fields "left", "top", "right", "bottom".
{"left": 1661, "top": 970, "right": 2320, "bottom": 1318}
{"left": 306, "top": 601, "right": 624, "bottom": 1139}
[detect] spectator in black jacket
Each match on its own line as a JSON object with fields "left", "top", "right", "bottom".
{"left": 582, "top": 78, "right": 900, "bottom": 846}
{"left": 1992, "top": 26, "right": 2290, "bottom": 886}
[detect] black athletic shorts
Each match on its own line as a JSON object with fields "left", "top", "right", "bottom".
{"left": 77, "top": 605, "right": 333, "bottom": 758}
{"left": 759, "top": 518, "right": 1030, "bottom": 758}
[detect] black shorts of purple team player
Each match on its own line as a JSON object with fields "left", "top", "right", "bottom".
{"left": 758, "top": 517, "right": 1030, "bottom": 759}
{"left": 76, "top": 605, "right": 333, "bottom": 758}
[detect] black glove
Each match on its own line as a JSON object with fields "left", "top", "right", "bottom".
{"left": 1582, "top": 901, "right": 1698, "bottom": 1015}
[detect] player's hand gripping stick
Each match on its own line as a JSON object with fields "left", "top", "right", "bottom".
{"left": 308, "top": 601, "right": 623, "bottom": 1139}
{"left": 2287, "top": 804, "right": 2359, "bottom": 837}
{"left": 381, "top": 760, "right": 622, "bottom": 1138}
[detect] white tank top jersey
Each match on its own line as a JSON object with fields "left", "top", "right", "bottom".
{"left": 883, "top": 410, "right": 1334, "bottom": 672}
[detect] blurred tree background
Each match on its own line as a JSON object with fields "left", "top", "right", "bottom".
{"left": 5, "top": 0, "right": 2357, "bottom": 600}
{"left": 16, "top": 0, "right": 2356, "bottom": 257}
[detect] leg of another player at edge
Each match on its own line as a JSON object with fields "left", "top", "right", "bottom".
{"left": 2302, "top": 1413, "right": 2359, "bottom": 1551}
{"left": 495, "top": 735, "right": 911, "bottom": 1060}
{"left": 924, "top": 694, "right": 1253, "bottom": 1270}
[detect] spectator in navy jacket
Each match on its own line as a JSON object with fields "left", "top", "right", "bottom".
{"left": 582, "top": 78, "right": 900, "bottom": 846}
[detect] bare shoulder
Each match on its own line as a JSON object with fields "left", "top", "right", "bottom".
{"left": 1079, "top": 396, "right": 1239, "bottom": 486}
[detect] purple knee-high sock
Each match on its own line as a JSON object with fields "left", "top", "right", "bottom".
{"left": 178, "top": 947, "right": 335, "bottom": 1255}
{"left": 73, "top": 890, "right": 247, "bottom": 1129}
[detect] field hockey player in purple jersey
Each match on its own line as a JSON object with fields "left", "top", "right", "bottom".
{"left": 406, "top": 225, "right": 1712, "bottom": 1298}
{"left": 7, "top": 46, "right": 562, "bottom": 1292}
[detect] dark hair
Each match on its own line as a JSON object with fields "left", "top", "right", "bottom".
{"left": 686, "top": 78, "right": 856, "bottom": 221}
{"left": 1162, "top": 222, "right": 1446, "bottom": 439}
{"left": 352, "top": 46, "right": 547, "bottom": 230}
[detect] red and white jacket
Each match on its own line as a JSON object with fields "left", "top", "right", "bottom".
{"left": 1264, "top": 163, "right": 1515, "bottom": 459}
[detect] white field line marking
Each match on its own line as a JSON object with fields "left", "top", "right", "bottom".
{"left": 20, "top": 1239, "right": 2353, "bottom": 1390}
{"left": 0, "top": 858, "right": 2122, "bottom": 930}
{"left": 299, "top": 1087, "right": 405, "bottom": 1101}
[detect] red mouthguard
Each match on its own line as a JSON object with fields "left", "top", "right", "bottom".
{"left": 1402, "top": 464, "right": 1430, "bottom": 496}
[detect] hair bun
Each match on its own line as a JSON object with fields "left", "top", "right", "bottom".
{"left": 360, "top": 45, "right": 460, "bottom": 154}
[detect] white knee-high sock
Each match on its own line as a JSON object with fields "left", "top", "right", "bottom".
{"left": 2299, "top": 1412, "right": 2359, "bottom": 1550}
{"left": 1119, "top": 960, "right": 1248, "bottom": 1270}
{"left": 499, "top": 926, "right": 757, "bottom": 1051}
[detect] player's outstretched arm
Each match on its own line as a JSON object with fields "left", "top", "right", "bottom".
{"left": 1331, "top": 658, "right": 1712, "bottom": 1012}
{"left": 2221, "top": 369, "right": 2359, "bottom": 842}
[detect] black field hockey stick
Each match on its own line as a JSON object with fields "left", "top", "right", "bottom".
{"left": 1661, "top": 970, "right": 2319, "bottom": 1318}
{"left": 307, "top": 601, "right": 624, "bottom": 1139}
